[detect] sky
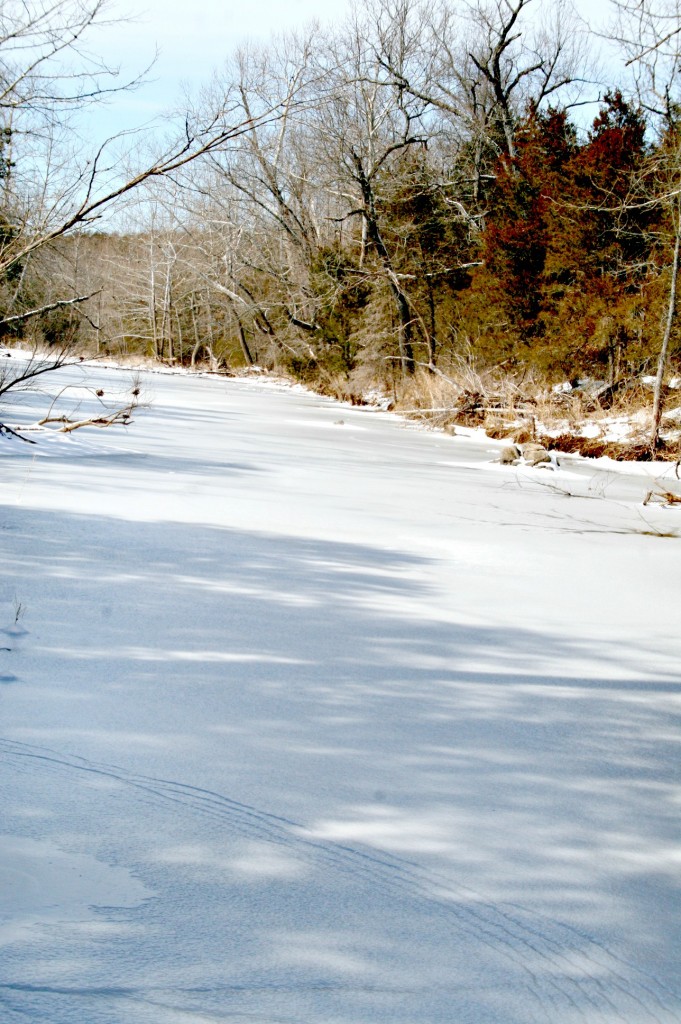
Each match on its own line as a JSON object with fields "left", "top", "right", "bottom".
{"left": 84, "top": 0, "right": 353, "bottom": 138}
{"left": 84, "top": 0, "right": 618, "bottom": 142}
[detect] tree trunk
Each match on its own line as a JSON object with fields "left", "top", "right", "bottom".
{"left": 190, "top": 294, "right": 202, "bottom": 368}
{"left": 174, "top": 310, "right": 183, "bottom": 364}
{"left": 651, "top": 203, "right": 680, "bottom": 450}
{"left": 226, "top": 295, "right": 254, "bottom": 366}
{"left": 354, "top": 157, "right": 415, "bottom": 374}
{"left": 390, "top": 278, "right": 415, "bottom": 374}
{"left": 167, "top": 275, "right": 173, "bottom": 364}
{"left": 149, "top": 252, "right": 159, "bottom": 360}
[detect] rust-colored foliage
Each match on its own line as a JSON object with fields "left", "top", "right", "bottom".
{"left": 458, "top": 95, "right": 660, "bottom": 378}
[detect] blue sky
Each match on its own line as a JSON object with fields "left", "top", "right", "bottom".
{"left": 83, "top": 0, "right": 352, "bottom": 140}
{"left": 84, "top": 0, "right": 618, "bottom": 143}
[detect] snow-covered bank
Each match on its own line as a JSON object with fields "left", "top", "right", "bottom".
{"left": 1, "top": 364, "right": 680, "bottom": 1023}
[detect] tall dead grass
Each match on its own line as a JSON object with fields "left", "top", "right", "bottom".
{"left": 287, "top": 358, "right": 681, "bottom": 461}
{"left": 388, "top": 366, "right": 681, "bottom": 461}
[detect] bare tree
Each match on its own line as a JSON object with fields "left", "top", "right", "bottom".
{"left": 610, "top": 0, "right": 681, "bottom": 448}
{"left": 305, "top": 8, "right": 437, "bottom": 373}
{"left": 195, "top": 33, "right": 331, "bottom": 349}
{"left": 375, "top": 0, "right": 589, "bottom": 188}
{"left": 0, "top": 0, "right": 307, "bottom": 411}
{"left": 610, "top": 0, "right": 681, "bottom": 119}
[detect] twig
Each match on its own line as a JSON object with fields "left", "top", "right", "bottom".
{"left": 643, "top": 489, "right": 681, "bottom": 507}
{"left": 0, "top": 422, "right": 37, "bottom": 444}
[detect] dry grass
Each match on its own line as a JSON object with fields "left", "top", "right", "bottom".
{"left": 393, "top": 363, "right": 537, "bottom": 432}
{"left": 539, "top": 434, "right": 658, "bottom": 461}
{"left": 381, "top": 366, "right": 681, "bottom": 462}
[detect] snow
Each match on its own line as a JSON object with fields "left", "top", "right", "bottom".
{"left": 1, "top": 362, "right": 680, "bottom": 1023}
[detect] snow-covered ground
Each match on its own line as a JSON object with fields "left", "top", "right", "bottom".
{"left": 1, "top": 362, "right": 680, "bottom": 1024}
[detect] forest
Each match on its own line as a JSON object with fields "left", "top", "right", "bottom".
{"left": 2, "top": 0, "right": 681, "bottom": 454}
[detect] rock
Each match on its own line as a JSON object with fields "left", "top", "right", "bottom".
{"left": 499, "top": 444, "right": 521, "bottom": 464}
{"left": 522, "top": 442, "right": 551, "bottom": 466}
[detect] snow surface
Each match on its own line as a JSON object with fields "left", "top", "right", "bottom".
{"left": 1, "top": 362, "right": 680, "bottom": 1024}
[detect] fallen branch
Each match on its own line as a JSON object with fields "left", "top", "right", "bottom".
{"left": 643, "top": 489, "right": 681, "bottom": 507}
{"left": 34, "top": 373, "right": 144, "bottom": 434}
{"left": 397, "top": 406, "right": 461, "bottom": 415}
{"left": 38, "top": 407, "right": 135, "bottom": 432}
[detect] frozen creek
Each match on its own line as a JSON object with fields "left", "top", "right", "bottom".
{"left": 0, "top": 363, "right": 680, "bottom": 1023}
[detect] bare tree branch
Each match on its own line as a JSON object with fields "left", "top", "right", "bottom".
{"left": 0, "top": 291, "right": 96, "bottom": 326}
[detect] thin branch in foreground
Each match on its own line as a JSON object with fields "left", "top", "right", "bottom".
{"left": 0, "top": 422, "right": 37, "bottom": 443}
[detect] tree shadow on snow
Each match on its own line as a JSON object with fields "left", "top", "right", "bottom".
{"left": 0, "top": 505, "right": 679, "bottom": 1024}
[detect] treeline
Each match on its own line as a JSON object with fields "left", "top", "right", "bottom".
{"left": 2, "top": 0, "right": 681, "bottom": 431}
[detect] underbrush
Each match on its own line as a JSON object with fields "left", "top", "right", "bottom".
{"left": 237, "top": 359, "right": 681, "bottom": 462}
{"left": 384, "top": 366, "right": 681, "bottom": 462}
